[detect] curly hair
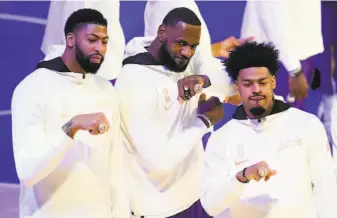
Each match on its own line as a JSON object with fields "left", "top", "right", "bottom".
{"left": 64, "top": 8, "right": 107, "bottom": 36}
{"left": 224, "top": 42, "right": 280, "bottom": 81}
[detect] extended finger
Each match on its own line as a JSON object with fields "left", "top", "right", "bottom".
{"left": 198, "top": 93, "right": 207, "bottom": 104}
{"left": 199, "top": 96, "right": 219, "bottom": 113}
{"left": 290, "top": 88, "right": 297, "bottom": 100}
{"left": 238, "top": 36, "right": 255, "bottom": 45}
{"left": 295, "top": 89, "right": 306, "bottom": 100}
{"left": 270, "top": 170, "right": 277, "bottom": 176}
{"left": 99, "top": 120, "right": 110, "bottom": 134}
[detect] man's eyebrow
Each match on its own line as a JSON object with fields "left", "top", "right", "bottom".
{"left": 86, "top": 34, "right": 109, "bottom": 40}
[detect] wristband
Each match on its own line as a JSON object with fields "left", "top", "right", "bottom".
{"left": 289, "top": 67, "right": 302, "bottom": 78}
{"left": 242, "top": 167, "right": 250, "bottom": 183}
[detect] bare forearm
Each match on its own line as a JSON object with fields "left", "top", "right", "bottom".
{"left": 62, "top": 119, "right": 78, "bottom": 139}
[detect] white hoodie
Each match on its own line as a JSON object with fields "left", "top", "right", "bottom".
{"left": 115, "top": 37, "right": 235, "bottom": 217}
{"left": 201, "top": 100, "right": 337, "bottom": 218}
{"left": 11, "top": 46, "right": 129, "bottom": 218}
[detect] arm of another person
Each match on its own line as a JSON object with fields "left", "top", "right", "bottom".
{"left": 115, "top": 65, "right": 210, "bottom": 174}
{"left": 41, "top": 1, "right": 83, "bottom": 54}
{"left": 11, "top": 79, "right": 76, "bottom": 187}
{"left": 254, "top": 1, "right": 301, "bottom": 74}
{"left": 108, "top": 88, "right": 130, "bottom": 218}
{"left": 331, "top": 100, "right": 337, "bottom": 158}
{"left": 307, "top": 116, "right": 337, "bottom": 218}
{"left": 200, "top": 130, "right": 246, "bottom": 216}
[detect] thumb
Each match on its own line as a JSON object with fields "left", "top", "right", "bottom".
{"left": 198, "top": 93, "right": 207, "bottom": 104}
{"left": 270, "top": 170, "right": 277, "bottom": 176}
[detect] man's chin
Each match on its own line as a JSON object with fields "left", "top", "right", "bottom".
{"left": 249, "top": 106, "right": 267, "bottom": 117}
{"left": 88, "top": 63, "right": 102, "bottom": 74}
{"left": 172, "top": 64, "right": 189, "bottom": 73}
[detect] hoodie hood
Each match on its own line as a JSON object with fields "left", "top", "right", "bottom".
{"left": 36, "top": 45, "right": 70, "bottom": 72}
{"left": 36, "top": 57, "right": 70, "bottom": 73}
{"left": 43, "top": 45, "right": 66, "bottom": 61}
{"left": 123, "top": 36, "right": 163, "bottom": 67}
{"left": 35, "top": 45, "right": 93, "bottom": 83}
{"left": 124, "top": 36, "right": 155, "bottom": 60}
{"left": 232, "top": 99, "right": 291, "bottom": 132}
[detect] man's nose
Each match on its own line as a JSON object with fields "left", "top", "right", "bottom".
{"left": 181, "top": 46, "right": 192, "bottom": 58}
{"left": 251, "top": 83, "right": 261, "bottom": 93}
{"left": 94, "top": 40, "right": 106, "bottom": 54}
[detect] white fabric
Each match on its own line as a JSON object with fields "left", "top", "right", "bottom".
{"left": 329, "top": 98, "right": 337, "bottom": 170}
{"left": 41, "top": 0, "right": 125, "bottom": 80}
{"left": 241, "top": 0, "right": 323, "bottom": 73}
{"left": 201, "top": 107, "right": 337, "bottom": 218}
{"left": 144, "top": 0, "right": 237, "bottom": 100}
{"left": 115, "top": 36, "right": 235, "bottom": 216}
{"left": 274, "top": 94, "right": 285, "bottom": 102}
{"left": 11, "top": 48, "right": 129, "bottom": 218}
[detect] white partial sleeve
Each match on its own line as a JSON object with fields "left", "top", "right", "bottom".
{"left": 201, "top": 68, "right": 237, "bottom": 101}
{"left": 11, "top": 83, "right": 75, "bottom": 187}
{"left": 200, "top": 132, "right": 245, "bottom": 216}
{"left": 41, "top": 1, "right": 82, "bottom": 54}
{"left": 115, "top": 66, "right": 209, "bottom": 174}
{"left": 331, "top": 100, "right": 337, "bottom": 155}
{"left": 252, "top": 1, "right": 301, "bottom": 73}
{"left": 108, "top": 91, "right": 130, "bottom": 218}
{"left": 307, "top": 117, "right": 337, "bottom": 218}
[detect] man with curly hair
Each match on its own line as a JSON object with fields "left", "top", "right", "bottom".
{"left": 200, "top": 42, "right": 337, "bottom": 218}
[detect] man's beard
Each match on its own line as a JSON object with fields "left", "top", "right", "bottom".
{"left": 75, "top": 46, "right": 104, "bottom": 74}
{"left": 159, "top": 41, "right": 189, "bottom": 73}
{"left": 249, "top": 106, "right": 267, "bottom": 118}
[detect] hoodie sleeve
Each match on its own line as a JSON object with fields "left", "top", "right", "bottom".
{"left": 241, "top": 1, "right": 301, "bottom": 73}
{"left": 11, "top": 72, "right": 76, "bottom": 187}
{"left": 307, "top": 116, "right": 337, "bottom": 218}
{"left": 115, "top": 65, "right": 210, "bottom": 175}
{"left": 108, "top": 89, "right": 130, "bottom": 218}
{"left": 200, "top": 130, "right": 246, "bottom": 216}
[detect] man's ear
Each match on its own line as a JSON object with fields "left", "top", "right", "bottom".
{"left": 272, "top": 75, "right": 276, "bottom": 89}
{"left": 66, "top": 33, "right": 75, "bottom": 48}
{"left": 234, "top": 81, "right": 239, "bottom": 91}
{"left": 157, "top": 24, "right": 167, "bottom": 43}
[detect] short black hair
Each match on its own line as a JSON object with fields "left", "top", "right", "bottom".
{"left": 162, "top": 7, "right": 201, "bottom": 27}
{"left": 224, "top": 42, "right": 280, "bottom": 81}
{"left": 64, "top": 8, "right": 107, "bottom": 36}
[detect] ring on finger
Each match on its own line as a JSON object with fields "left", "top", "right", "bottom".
{"left": 98, "top": 124, "right": 107, "bottom": 134}
{"left": 258, "top": 167, "right": 268, "bottom": 177}
{"left": 194, "top": 84, "right": 203, "bottom": 93}
{"left": 183, "top": 85, "right": 192, "bottom": 99}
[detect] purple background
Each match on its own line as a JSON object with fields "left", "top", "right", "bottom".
{"left": 0, "top": 1, "right": 336, "bottom": 184}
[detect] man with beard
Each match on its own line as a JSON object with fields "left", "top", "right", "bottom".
{"left": 201, "top": 42, "right": 337, "bottom": 218}
{"left": 115, "top": 7, "right": 242, "bottom": 218}
{"left": 41, "top": 0, "right": 124, "bottom": 81}
{"left": 11, "top": 9, "right": 129, "bottom": 218}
